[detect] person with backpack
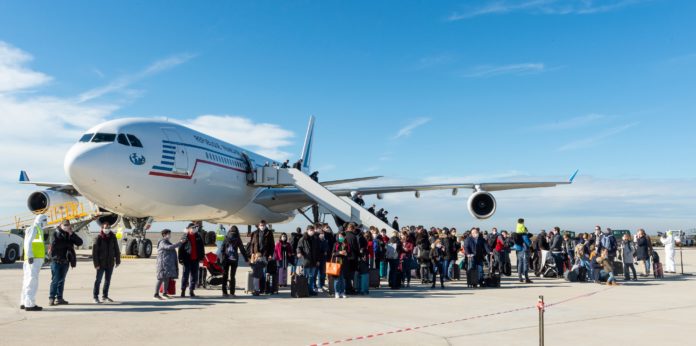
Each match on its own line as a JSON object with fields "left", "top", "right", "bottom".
{"left": 92, "top": 222, "right": 121, "bottom": 304}
{"left": 386, "top": 233, "right": 402, "bottom": 289}
{"left": 600, "top": 228, "right": 618, "bottom": 262}
{"left": 219, "top": 226, "right": 249, "bottom": 297}
{"left": 618, "top": 233, "right": 637, "bottom": 281}
{"left": 430, "top": 239, "right": 446, "bottom": 289}
{"left": 635, "top": 229, "right": 652, "bottom": 276}
{"left": 155, "top": 229, "right": 184, "bottom": 300}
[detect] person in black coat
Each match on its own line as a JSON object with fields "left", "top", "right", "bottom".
{"left": 49, "top": 220, "right": 83, "bottom": 305}
{"left": 92, "top": 223, "right": 120, "bottom": 303}
{"left": 391, "top": 217, "right": 400, "bottom": 231}
{"left": 290, "top": 227, "right": 303, "bottom": 274}
{"left": 464, "top": 228, "right": 490, "bottom": 283}
{"left": 219, "top": 226, "right": 249, "bottom": 297}
{"left": 179, "top": 223, "right": 205, "bottom": 297}
{"left": 343, "top": 223, "right": 361, "bottom": 294}
{"left": 296, "top": 225, "right": 321, "bottom": 295}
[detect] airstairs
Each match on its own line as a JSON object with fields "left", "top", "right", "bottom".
{"left": 255, "top": 167, "right": 396, "bottom": 232}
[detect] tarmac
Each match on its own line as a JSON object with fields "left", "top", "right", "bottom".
{"left": 1, "top": 247, "right": 695, "bottom": 346}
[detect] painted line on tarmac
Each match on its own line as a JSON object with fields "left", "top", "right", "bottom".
{"left": 307, "top": 287, "right": 613, "bottom": 346}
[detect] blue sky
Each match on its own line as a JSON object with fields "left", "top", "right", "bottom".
{"left": 1, "top": 0, "right": 695, "bottom": 232}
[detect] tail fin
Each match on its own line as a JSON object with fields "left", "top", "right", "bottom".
{"left": 19, "top": 170, "right": 30, "bottom": 182}
{"left": 299, "top": 115, "right": 315, "bottom": 174}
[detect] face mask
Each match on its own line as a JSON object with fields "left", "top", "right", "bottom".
{"left": 308, "top": 231, "right": 315, "bottom": 236}
{"left": 281, "top": 237, "right": 287, "bottom": 241}
{"left": 338, "top": 237, "right": 345, "bottom": 242}
{"left": 436, "top": 244, "right": 443, "bottom": 248}
{"left": 319, "top": 234, "right": 325, "bottom": 239}
{"left": 260, "top": 226, "right": 266, "bottom": 231}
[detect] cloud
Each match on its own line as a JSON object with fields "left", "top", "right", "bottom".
{"left": 462, "top": 63, "right": 545, "bottom": 78}
{"left": 0, "top": 41, "right": 52, "bottom": 93}
{"left": 177, "top": 115, "right": 295, "bottom": 160}
{"left": 415, "top": 54, "right": 456, "bottom": 70}
{"left": 393, "top": 117, "right": 431, "bottom": 139}
{"left": 76, "top": 53, "right": 195, "bottom": 103}
{"left": 557, "top": 122, "right": 639, "bottom": 151}
{"left": 532, "top": 114, "right": 606, "bottom": 131}
{"left": 447, "top": 0, "right": 648, "bottom": 21}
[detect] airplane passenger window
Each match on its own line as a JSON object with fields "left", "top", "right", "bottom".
{"left": 117, "top": 134, "right": 130, "bottom": 146}
{"left": 91, "top": 133, "right": 116, "bottom": 143}
{"left": 126, "top": 134, "right": 143, "bottom": 148}
{"left": 79, "top": 133, "right": 94, "bottom": 142}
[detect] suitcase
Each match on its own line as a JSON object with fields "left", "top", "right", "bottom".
{"left": 653, "top": 262, "right": 664, "bottom": 279}
{"left": 245, "top": 271, "right": 255, "bottom": 294}
{"left": 159, "top": 279, "right": 176, "bottom": 295}
{"left": 291, "top": 274, "right": 309, "bottom": 298}
{"left": 483, "top": 274, "right": 501, "bottom": 288}
{"left": 327, "top": 275, "right": 336, "bottom": 295}
{"left": 564, "top": 270, "right": 579, "bottom": 282}
{"left": 466, "top": 268, "right": 479, "bottom": 288}
{"left": 369, "top": 268, "right": 380, "bottom": 288}
{"left": 613, "top": 261, "right": 624, "bottom": 276}
{"left": 379, "top": 261, "right": 388, "bottom": 278}
{"left": 359, "top": 273, "right": 369, "bottom": 294}
{"left": 278, "top": 266, "right": 288, "bottom": 287}
{"left": 452, "top": 264, "right": 461, "bottom": 280}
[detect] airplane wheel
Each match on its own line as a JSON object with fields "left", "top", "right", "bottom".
{"left": 2, "top": 245, "right": 19, "bottom": 264}
{"left": 138, "top": 239, "right": 153, "bottom": 258}
{"left": 126, "top": 239, "right": 138, "bottom": 256}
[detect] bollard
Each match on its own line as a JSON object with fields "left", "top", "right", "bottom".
{"left": 537, "top": 295, "right": 545, "bottom": 346}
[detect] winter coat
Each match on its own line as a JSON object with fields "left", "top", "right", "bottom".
{"left": 535, "top": 232, "right": 550, "bottom": 251}
{"left": 248, "top": 228, "right": 275, "bottom": 259}
{"left": 430, "top": 245, "right": 446, "bottom": 264}
{"left": 274, "top": 241, "right": 293, "bottom": 268}
{"left": 344, "top": 230, "right": 360, "bottom": 261}
{"left": 619, "top": 240, "right": 636, "bottom": 264}
{"left": 156, "top": 238, "right": 180, "bottom": 280}
{"left": 464, "top": 236, "right": 489, "bottom": 265}
{"left": 291, "top": 232, "right": 303, "bottom": 252}
{"left": 92, "top": 232, "right": 120, "bottom": 269}
{"left": 331, "top": 241, "right": 351, "bottom": 265}
{"left": 297, "top": 234, "right": 321, "bottom": 268}
{"left": 550, "top": 234, "right": 563, "bottom": 252}
{"left": 635, "top": 237, "right": 651, "bottom": 261}
{"left": 178, "top": 232, "right": 205, "bottom": 265}
{"left": 50, "top": 227, "right": 83, "bottom": 265}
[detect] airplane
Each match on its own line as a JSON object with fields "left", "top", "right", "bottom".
{"left": 19, "top": 116, "right": 577, "bottom": 257}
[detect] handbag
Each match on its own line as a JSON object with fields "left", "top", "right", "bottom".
{"left": 326, "top": 256, "right": 342, "bottom": 277}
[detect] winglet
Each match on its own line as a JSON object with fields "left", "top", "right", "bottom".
{"left": 299, "top": 115, "right": 315, "bottom": 174}
{"left": 569, "top": 169, "right": 579, "bottom": 183}
{"left": 19, "top": 170, "right": 30, "bottom": 183}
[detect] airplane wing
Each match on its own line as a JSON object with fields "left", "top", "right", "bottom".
{"left": 18, "top": 171, "right": 80, "bottom": 195}
{"left": 320, "top": 176, "right": 383, "bottom": 186}
{"left": 329, "top": 170, "right": 578, "bottom": 196}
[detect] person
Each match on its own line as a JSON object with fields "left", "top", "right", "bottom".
{"left": 331, "top": 231, "right": 351, "bottom": 298}
{"left": 386, "top": 233, "right": 402, "bottom": 289}
{"left": 290, "top": 227, "right": 303, "bottom": 275}
{"left": 600, "top": 228, "right": 618, "bottom": 262}
{"left": 343, "top": 223, "right": 361, "bottom": 294}
{"left": 274, "top": 232, "right": 293, "bottom": 289}
{"left": 247, "top": 220, "right": 275, "bottom": 293}
{"left": 367, "top": 204, "right": 376, "bottom": 215}
{"left": 635, "top": 229, "right": 652, "bottom": 276}
{"left": 297, "top": 225, "right": 320, "bottom": 296}
{"left": 618, "top": 233, "right": 637, "bottom": 281}
{"left": 178, "top": 223, "right": 205, "bottom": 298}
{"left": 562, "top": 232, "right": 575, "bottom": 266}
{"left": 219, "top": 226, "right": 249, "bottom": 297}
{"left": 352, "top": 192, "right": 365, "bottom": 207}
{"left": 400, "top": 233, "right": 414, "bottom": 287}
{"left": 20, "top": 215, "right": 47, "bottom": 311}
{"left": 317, "top": 230, "right": 329, "bottom": 290}
{"left": 281, "top": 160, "right": 290, "bottom": 168}
{"left": 512, "top": 225, "right": 533, "bottom": 283}
{"left": 464, "top": 228, "right": 489, "bottom": 284}
{"left": 155, "top": 229, "right": 184, "bottom": 300}
{"left": 596, "top": 249, "right": 617, "bottom": 286}
{"left": 49, "top": 220, "right": 83, "bottom": 306}
{"left": 92, "top": 222, "right": 121, "bottom": 304}
{"left": 549, "top": 227, "right": 564, "bottom": 278}
{"left": 660, "top": 231, "right": 677, "bottom": 273}
{"left": 392, "top": 217, "right": 400, "bottom": 231}
{"left": 250, "top": 252, "right": 267, "bottom": 296}
{"left": 430, "top": 239, "right": 446, "bottom": 289}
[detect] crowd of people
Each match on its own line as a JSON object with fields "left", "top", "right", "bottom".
{"left": 17, "top": 215, "right": 682, "bottom": 311}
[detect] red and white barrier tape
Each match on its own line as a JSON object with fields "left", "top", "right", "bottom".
{"left": 308, "top": 287, "right": 613, "bottom": 346}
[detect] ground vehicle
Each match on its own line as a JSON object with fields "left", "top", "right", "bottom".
{"left": 0, "top": 231, "right": 23, "bottom": 264}
{"left": 612, "top": 229, "right": 631, "bottom": 242}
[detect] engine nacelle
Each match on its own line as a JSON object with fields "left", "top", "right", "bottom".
{"left": 27, "top": 190, "right": 78, "bottom": 214}
{"left": 467, "top": 191, "right": 497, "bottom": 220}
{"left": 96, "top": 208, "right": 121, "bottom": 228}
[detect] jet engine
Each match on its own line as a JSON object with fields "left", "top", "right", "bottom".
{"left": 467, "top": 191, "right": 497, "bottom": 220}
{"left": 27, "top": 190, "right": 78, "bottom": 214}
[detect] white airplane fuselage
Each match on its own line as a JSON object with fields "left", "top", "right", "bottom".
{"left": 64, "top": 118, "right": 299, "bottom": 224}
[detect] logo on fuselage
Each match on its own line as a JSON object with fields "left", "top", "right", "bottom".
{"left": 129, "top": 153, "right": 146, "bottom": 165}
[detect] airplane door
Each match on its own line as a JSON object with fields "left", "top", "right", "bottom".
{"left": 161, "top": 128, "right": 189, "bottom": 174}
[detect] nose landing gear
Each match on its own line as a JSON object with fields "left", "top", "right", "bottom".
{"left": 123, "top": 217, "right": 153, "bottom": 258}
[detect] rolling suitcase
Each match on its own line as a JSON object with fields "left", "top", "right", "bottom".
{"left": 278, "top": 266, "right": 288, "bottom": 287}
{"left": 291, "top": 274, "right": 309, "bottom": 298}
{"left": 160, "top": 279, "right": 176, "bottom": 295}
{"left": 245, "top": 271, "right": 255, "bottom": 294}
{"left": 653, "top": 262, "right": 664, "bottom": 279}
{"left": 613, "top": 261, "right": 624, "bottom": 276}
{"left": 359, "top": 273, "right": 369, "bottom": 294}
{"left": 379, "top": 261, "right": 388, "bottom": 278}
{"left": 466, "top": 268, "right": 479, "bottom": 288}
{"left": 369, "top": 268, "right": 380, "bottom": 288}
{"left": 452, "top": 264, "right": 461, "bottom": 281}
{"left": 483, "top": 274, "right": 501, "bottom": 288}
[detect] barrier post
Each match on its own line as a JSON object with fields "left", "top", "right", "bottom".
{"left": 537, "top": 295, "right": 545, "bottom": 346}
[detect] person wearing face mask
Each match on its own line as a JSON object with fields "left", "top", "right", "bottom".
{"left": 430, "top": 239, "right": 446, "bottom": 289}
{"left": 331, "top": 231, "right": 351, "bottom": 298}
{"left": 155, "top": 229, "right": 184, "bottom": 300}
{"left": 178, "top": 223, "right": 205, "bottom": 298}
{"left": 219, "top": 226, "right": 249, "bottom": 297}
{"left": 20, "top": 215, "right": 47, "bottom": 311}
{"left": 274, "top": 232, "right": 293, "bottom": 288}
{"left": 92, "top": 222, "right": 121, "bottom": 304}
{"left": 48, "top": 220, "right": 83, "bottom": 306}
{"left": 246, "top": 220, "right": 275, "bottom": 293}
{"left": 464, "top": 228, "right": 490, "bottom": 285}
{"left": 290, "top": 227, "right": 303, "bottom": 275}
{"left": 316, "top": 230, "right": 329, "bottom": 290}
{"left": 297, "top": 225, "right": 321, "bottom": 296}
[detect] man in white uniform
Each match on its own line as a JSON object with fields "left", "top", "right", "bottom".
{"left": 20, "top": 215, "right": 47, "bottom": 311}
{"left": 660, "top": 231, "right": 677, "bottom": 273}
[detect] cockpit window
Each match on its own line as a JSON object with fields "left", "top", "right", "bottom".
{"left": 79, "top": 133, "right": 94, "bottom": 142}
{"left": 127, "top": 134, "right": 143, "bottom": 148}
{"left": 117, "top": 134, "right": 130, "bottom": 146}
{"left": 91, "top": 133, "right": 116, "bottom": 143}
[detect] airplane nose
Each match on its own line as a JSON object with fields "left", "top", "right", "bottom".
{"left": 64, "top": 143, "right": 103, "bottom": 187}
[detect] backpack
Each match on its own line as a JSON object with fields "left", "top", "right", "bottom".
{"left": 417, "top": 245, "right": 430, "bottom": 261}
{"left": 386, "top": 243, "right": 398, "bottom": 260}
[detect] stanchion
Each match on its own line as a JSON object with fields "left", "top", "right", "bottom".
{"left": 679, "top": 237, "right": 684, "bottom": 275}
{"left": 537, "top": 295, "right": 545, "bottom": 346}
